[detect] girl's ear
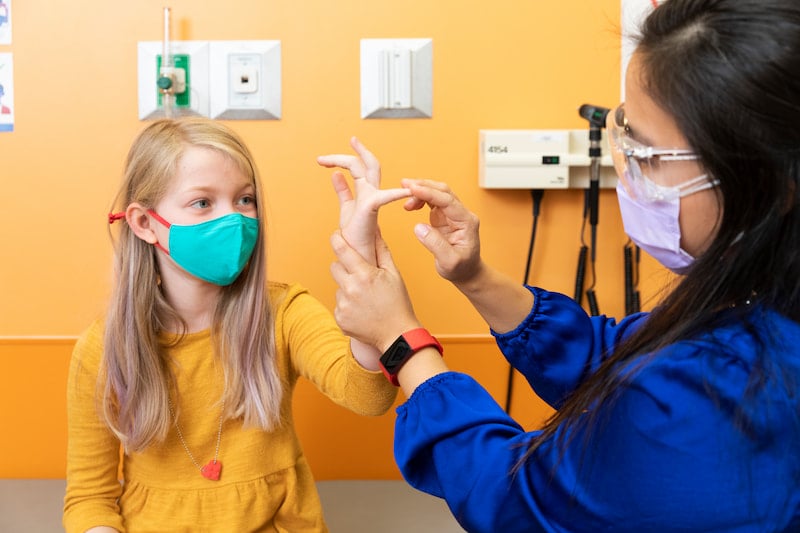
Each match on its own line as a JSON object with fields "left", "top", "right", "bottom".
{"left": 126, "top": 203, "right": 159, "bottom": 244}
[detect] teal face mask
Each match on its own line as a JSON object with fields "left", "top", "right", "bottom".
{"left": 148, "top": 210, "right": 259, "bottom": 286}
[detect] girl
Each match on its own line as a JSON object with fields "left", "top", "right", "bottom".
{"left": 64, "top": 118, "right": 406, "bottom": 532}
{"left": 323, "top": 0, "right": 800, "bottom": 531}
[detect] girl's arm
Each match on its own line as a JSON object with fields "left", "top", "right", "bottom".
{"left": 63, "top": 325, "right": 125, "bottom": 533}
{"left": 317, "top": 137, "right": 411, "bottom": 370}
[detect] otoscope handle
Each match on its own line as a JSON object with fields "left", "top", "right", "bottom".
{"left": 588, "top": 178, "right": 600, "bottom": 227}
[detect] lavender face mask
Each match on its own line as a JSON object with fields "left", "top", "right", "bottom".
{"left": 615, "top": 179, "right": 696, "bottom": 274}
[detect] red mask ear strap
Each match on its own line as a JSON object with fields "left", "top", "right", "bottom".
{"left": 108, "top": 212, "right": 126, "bottom": 224}
{"left": 145, "top": 210, "right": 171, "bottom": 255}
{"left": 147, "top": 209, "right": 172, "bottom": 229}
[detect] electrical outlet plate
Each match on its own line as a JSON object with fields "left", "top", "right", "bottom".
{"left": 360, "top": 38, "right": 433, "bottom": 119}
{"left": 137, "top": 41, "right": 210, "bottom": 119}
{"left": 209, "top": 40, "right": 281, "bottom": 120}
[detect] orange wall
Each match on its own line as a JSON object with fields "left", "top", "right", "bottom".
{"left": 0, "top": 0, "right": 669, "bottom": 478}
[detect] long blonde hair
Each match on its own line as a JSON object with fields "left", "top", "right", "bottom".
{"left": 103, "top": 117, "right": 281, "bottom": 452}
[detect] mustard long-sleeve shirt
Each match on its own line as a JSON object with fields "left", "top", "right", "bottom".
{"left": 64, "top": 282, "right": 398, "bottom": 533}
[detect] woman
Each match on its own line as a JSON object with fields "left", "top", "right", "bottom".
{"left": 322, "top": 0, "right": 800, "bottom": 531}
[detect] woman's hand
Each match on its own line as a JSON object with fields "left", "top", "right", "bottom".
{"left": 403, "top": 178, "right": 533, "bottom": 333}
{"left": 401, "top": 179, "right": 483, "bottom": 286}
{"left": 330, "top": 230, "right": 421, "bottom": 352}
{"left": 318, "top": 137, "right": 410, "bottom": 265}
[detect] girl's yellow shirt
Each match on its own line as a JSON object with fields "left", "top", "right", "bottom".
{"left": 64, "top": 282, "right": 398, "bottom": 533}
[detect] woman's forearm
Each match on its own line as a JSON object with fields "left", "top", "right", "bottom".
{"left": 452, "top": 261, "right": 534, "bottom": 334}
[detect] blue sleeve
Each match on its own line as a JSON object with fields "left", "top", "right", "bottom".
{"left": 394, "top": 373, "right": 544, "bottom": 530}
{"left": 394, "top": 333, "right": 800, "bottom": 532}
{"left": 493, "top": 287, "right": 646, "bottom": 408}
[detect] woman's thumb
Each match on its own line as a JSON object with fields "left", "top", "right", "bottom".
{"left": 375, "top": 235, "right": 397, "bottom": 270}
{"left": 414, "top": 223, "right": 445, "bottom": 257}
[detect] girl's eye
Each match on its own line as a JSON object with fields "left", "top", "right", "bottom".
{"left": 191, "top": 199, "right": 210, "bottom": 209}
{"left": 239, "top": 195, "right": 256, "bottom": 207}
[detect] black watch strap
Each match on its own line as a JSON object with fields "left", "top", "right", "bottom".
{"left": 379, "top": 328, "right": 443, "bottom": 386}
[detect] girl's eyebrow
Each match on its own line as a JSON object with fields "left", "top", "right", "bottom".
{"left": 179, "top": 182, "right": 254, "bottom": 195}
{"left": 175, "top": 185, "right": 216, "bottom": 198}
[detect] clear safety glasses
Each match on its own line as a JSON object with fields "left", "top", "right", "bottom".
{"left": 609, "top": 104, "right": 719, "bottom": 202}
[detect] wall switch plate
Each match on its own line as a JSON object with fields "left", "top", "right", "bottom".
{"left": 209, "top": 40, "right": 281, "bottom": 120}
{"left": 137, "top": 41, "right": 210, "bottom": 119}
{"left": 360, "top": 38, "right": 433, "bottom": 119}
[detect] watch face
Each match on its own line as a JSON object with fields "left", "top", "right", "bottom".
{"left": 380, "top": 337, "right": 412, "bottom": 373}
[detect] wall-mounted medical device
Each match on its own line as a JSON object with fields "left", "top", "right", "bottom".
{"left": 138, "top": 8, "right": 281, "bottom": 121}
{"left": 479, "top": 129, "right": 618, "bottom": 189}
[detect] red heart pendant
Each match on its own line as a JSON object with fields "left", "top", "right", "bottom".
{"left": 200, "top": 460, "right": 221, "bottom": 481}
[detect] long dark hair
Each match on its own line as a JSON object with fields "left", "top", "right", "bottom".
{"left": 523, "top": 0, "right": 800, "bottom": 463}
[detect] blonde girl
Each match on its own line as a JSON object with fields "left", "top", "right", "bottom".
{"left": 64, "top": 118, "right": 404, "bottom": 532}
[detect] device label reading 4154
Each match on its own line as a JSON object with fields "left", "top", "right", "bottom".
{"left": 487, "top": 145, "right": 508, "bottom": 153}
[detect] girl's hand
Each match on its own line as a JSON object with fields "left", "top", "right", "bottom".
{"left": 318, "top": 137, "right": 410, "bottom": 265}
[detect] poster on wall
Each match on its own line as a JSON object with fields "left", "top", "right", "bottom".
{"left": 621, "top": 0, "right": 666, "bottom": 98}
{"left": 0, "top": 53, "right": 13, "bottom": 132}
{"left": 0, "top": 0, "right": 11, "bottom": 45}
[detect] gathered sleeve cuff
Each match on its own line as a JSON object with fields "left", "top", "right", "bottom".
{"left": 493, "top": 287, "right": 645, "bottom": 408}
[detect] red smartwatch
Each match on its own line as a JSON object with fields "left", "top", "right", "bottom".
{"left": 379, "top": 328, "right": 443, "bottom": 386}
